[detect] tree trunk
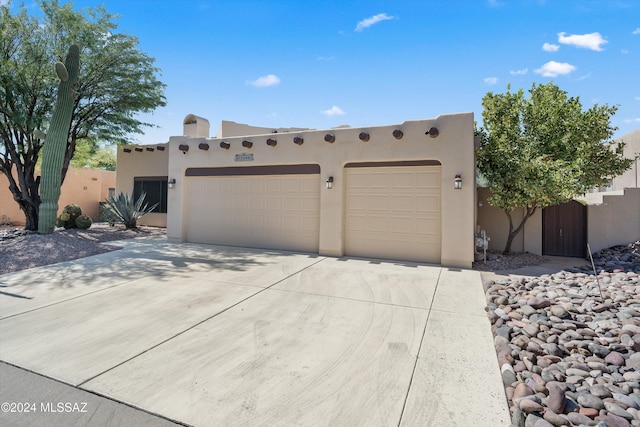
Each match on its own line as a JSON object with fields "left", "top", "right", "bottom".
{"left": 503, "top": 207, "right": 537, "bottom": 254}
{"left": 1, "top": 163, "right": 41, "bottom": 231}
{"left": 20, "top": 201, "right": 39, "bottom": 231}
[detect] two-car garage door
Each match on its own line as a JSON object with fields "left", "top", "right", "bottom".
{"left": 184, "top": 162, "right": 441, "bottom": 263}
{"left": 185, "top": 165, "right": 320, "bottom": 252}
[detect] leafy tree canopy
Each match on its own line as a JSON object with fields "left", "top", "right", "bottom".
{"left": 477, "top": 82, "right": 632, "bottom": 253}
{"left": 0, "top": 0, "right": 166, "bottom": 230}
{"left": 70, "top": 139, "right": 116, "bottom": 171}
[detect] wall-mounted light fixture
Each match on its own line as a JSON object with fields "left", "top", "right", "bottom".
{"left": 359, "top": 132, "right": 370, "bottom": 142}
{"left": 324, "top": 134, "right": 335, "bottom": 143}
{"left": 326, "top": 176, "right": 334, "bottom": 190}
{"left": 454, "top": 174, "right": 462, "bottom": 190}
{"left": 220, "top": 141, "right": 230, "bottom": 150}
{"left": 242, "top": 140, "right": 253, "bottom": 148}
{"left": 294, "top": 136, "right": 304, "bottom": 145}
{"left": 426, "top": 127, "right": 439, "bottom": 138}
{"left": 393, "top": 129, "right": 404, "bottom": 140}
{"left": 168, "top": 178, "right": 176, "bottom": 189}
{"left": 266, "top": 138, "right": 277, "bottom": 147}
{"left": 179, "top": 144, "right": 189, "bottom": 154}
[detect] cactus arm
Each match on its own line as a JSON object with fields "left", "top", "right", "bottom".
{"left": 38, "top": 45, "right": 80, "bottom": 233}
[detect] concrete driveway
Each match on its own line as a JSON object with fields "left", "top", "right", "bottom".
{"left": 0, "top": 237, "right": 510, "bottom": 427}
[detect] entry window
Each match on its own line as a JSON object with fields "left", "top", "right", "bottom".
{"left": 133, "top": 177, "right": 168, "bottom": 213}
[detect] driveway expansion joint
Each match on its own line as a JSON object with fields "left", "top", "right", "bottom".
{"left": 396, "top": 266, "right": 443, "bottom": 426}
{"left": 268, "top": 286, "right": 433, "bottom": 311}
{"left": 76, "top": 256, "right": 328, "bottom": 387}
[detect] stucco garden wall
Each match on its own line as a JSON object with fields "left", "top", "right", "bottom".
{"left": 477, "top": 187, "right": 639, "bottom": 257}
{"left": 0, "top": 166, "right": 115, "bottom": 225}
{"left": 586, "top": 188, "right": 640, "bottom": 253}
{"left": 476, "top": 187, "right": 542, "bottom": 255}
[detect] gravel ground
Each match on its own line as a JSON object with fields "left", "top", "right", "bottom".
{"left": 474, "top": 251, "right": 547, "bottom": 272}
{"left": 0, "top": 223, "right": 166, "bottom": 275}
{"left": 484, "top": 241, "right": 640, "bottom": 427}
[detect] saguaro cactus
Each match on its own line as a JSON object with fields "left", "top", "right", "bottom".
{"left": 38, "top": 45, "right": 80, "bottom": 233}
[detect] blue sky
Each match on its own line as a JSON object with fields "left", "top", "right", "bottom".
{"left": 8, "top": 0, "right": 640, "bottom": 144}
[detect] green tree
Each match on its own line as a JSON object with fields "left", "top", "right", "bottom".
{"left": 70, "top": 138, "right": 117, "bottom": 171}
{"left": 477, "top": 82, "right": 632, "bottom": 254}
{"left": 0, "top": 0, "right": 165, "bottom": 230}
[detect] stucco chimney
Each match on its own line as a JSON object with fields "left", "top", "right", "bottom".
{"left": 183, "top": 114, "right": 210, "bottom": 138}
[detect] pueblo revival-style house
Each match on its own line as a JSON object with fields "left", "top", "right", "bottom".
{"left": 117, "top": 113, "right": 477, "bottom": 268}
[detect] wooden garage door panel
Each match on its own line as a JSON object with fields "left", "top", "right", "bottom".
{"left": 187, "top": 174, "right": 319, "bottom": 252}
{"left": 345, "top": 166, "right": 441, "bottom": 263}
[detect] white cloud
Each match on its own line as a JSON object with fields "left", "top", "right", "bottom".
{"left": 534, "top": 61, "right": 576, "bottom": 77}
{"left": 557, "top": 32, "right": 607, "bottom": 51}
{"left": 542, "top": 42, "right": 560, "bottom": 52}
{"left": 355, "top": 13, "right": 395, "bottom": 32}
{"left": 317, "top": 56, "right": 335, "bottom": 61}
{"left": 510, "top": 68, "right": 528, "bottom": 76}
{"left": 322, "top": 106, "right": 346, "bottom": 117}
{"left": 247, "top": 74, "right": 281, "bottom": 88}
{"left": 623, "top": 118, "right": 640, "bottom": 123}
{"left": 635, "top": 96, "right": 640, "bottom": 101}
{"left": 633, "top": 28, "right": 640, "bottom": 35}
{"left": 484, "top": 77, "right": 498, "bottom": 85}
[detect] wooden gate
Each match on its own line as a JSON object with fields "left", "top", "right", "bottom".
{"left": 542, "top": 201, "right": 587, "bottom": 257}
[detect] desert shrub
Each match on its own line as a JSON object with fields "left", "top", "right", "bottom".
{"left": 101, "top": 192, "right": 158, "bottom": 229}
{"left": 55, "top": 204, "right": 91, "bottom": 229}
{"left": 75, "top": 214, "right": 93, "bottom": 229}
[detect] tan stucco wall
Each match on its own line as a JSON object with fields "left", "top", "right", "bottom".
{"left": 476, "top": 187, "right": 544, "bottom": 254}
{"left": 478, "top": 186, "right": 639, "bottom": 256}
{"left": 215, "top": 120, "right": 311, "bottom": 139}
{"left": 164, "top": 113, "right": 476, "bottom": 268}
{"left": 116, "top": 143, "right": 169, "bottom": 227}
{"left": 613, "top": 129, "right": 640, "bottom": 190}
{"left": 0, "top": 167, "right": 115, "bottom": 225}
{"left": 586, "top": 188, "right": 640, "bottom": 253}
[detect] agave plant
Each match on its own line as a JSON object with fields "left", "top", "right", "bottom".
{"left": 101, "top": 192, "right": 159, "bottom": 229}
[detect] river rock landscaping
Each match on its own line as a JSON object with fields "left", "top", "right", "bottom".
{"left": 484, "top": 241, "right": 640, "bottom": 427}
